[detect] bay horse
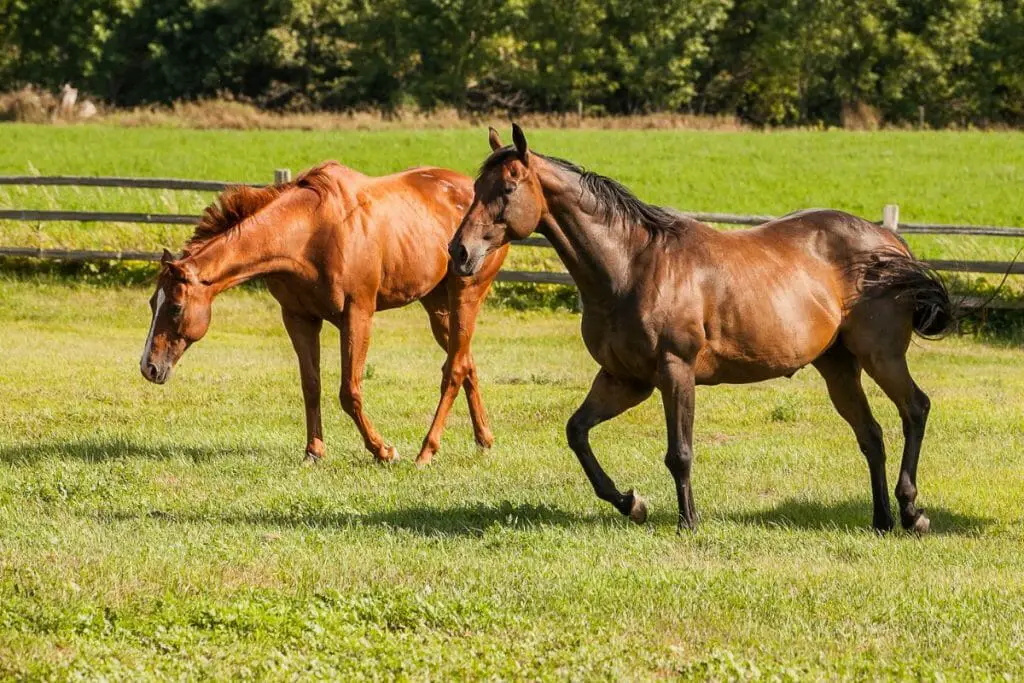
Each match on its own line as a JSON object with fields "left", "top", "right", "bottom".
{"left": 450, "top": 125, "right": 953, "bottom": 533}
{"left": 140, "top": 161, "right": 508, "bottom": 465}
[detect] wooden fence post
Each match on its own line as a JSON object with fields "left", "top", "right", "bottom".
{"left": 274, "top": 168, "right": 292, "bottom": 185}
{"left": 883, "top": 204, "right": 900, "bottom": 231}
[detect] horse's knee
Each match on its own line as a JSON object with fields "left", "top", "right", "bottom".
{"left": 442, "top": 355, "right": 471, "bottom": 386}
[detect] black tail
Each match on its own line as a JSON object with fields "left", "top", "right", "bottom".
{"left": 852, "top": 249, "right": 956, "bottom": 338}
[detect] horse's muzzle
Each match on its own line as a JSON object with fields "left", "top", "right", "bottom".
{"left": 140, "top": 361, "right": 170, "bottom": 384}
{"left": 450, "top": 240, "right": 485, "bottom": 277}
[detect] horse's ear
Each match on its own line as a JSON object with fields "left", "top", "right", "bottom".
{"left": 511, "top": 123, "right": 529, "bottom": 164}
{"left": 161, "top": 248, "right": 174, "bottom": 264}
{"left": 165, "top": 260, "right": 189, "bottom": 282}
{"left": 488, "top": 127, "right": 503, "bottom": 152}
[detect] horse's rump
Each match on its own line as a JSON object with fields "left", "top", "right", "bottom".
{"left": 847, "top": 248, "right": 955, "bottom": 338}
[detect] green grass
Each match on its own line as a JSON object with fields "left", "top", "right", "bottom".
{"left": 2, "top": 125, "right": 1024, "bottom": 286}
{"left": 1, "top": 277, "right": 1023, "bottom": 679}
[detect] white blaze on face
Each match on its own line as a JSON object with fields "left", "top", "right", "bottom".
{"left": 140, "top": 288, "right": 166, "bottom": 372}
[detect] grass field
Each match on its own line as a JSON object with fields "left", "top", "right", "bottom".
{"left": 2, "top": 125, "right": 1024, "bottom": 678}
{"left": 2, "top": 125, "right": 1024, "bottom": 291}
{"left": 1, "top": 276, "right": 1023, "bottom": 679}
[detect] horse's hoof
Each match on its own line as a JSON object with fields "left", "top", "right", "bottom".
{"left": 414, "top": 448, "right": 434, "bottom": 468}
{"left": 475, "top": 431, "right": 495, "bottom": 450}
{"left": 628, "top": 493, "right": 648, "bottom": 525}
{"left": 303, "top": 438, "right": 325, "bottom": 467}
{"left": 911, "top": 513, "right": 930, "bottom": 535}
{"left": 377, "top": 445, "right": 399, "bottom": 464}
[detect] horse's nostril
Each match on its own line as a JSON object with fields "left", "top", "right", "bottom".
{"left": 146, "top": 363, "right": 158, "bottom": 379}
{"left": 456, "top": 244, "right": 469, "bottom": 265}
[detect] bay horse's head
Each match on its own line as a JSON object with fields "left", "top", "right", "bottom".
{"left": 450, "top": 124, "right": 545, "bottom": 276}
{"left": 139, "top": 249, "right": 213, "bottom": 384}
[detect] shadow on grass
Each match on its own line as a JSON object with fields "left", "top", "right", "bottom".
{"left": 0, "top": 438, "right": 233, "bottom": 465}
{"left": 99, "top": 500, "right": 624, "bottom": 537}
{"left": 726, "top": 497, "right": 992, "bottom": 535}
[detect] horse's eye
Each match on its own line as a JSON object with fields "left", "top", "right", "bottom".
{"left": 168, "top": 303, "right": 184, "bottom": 317}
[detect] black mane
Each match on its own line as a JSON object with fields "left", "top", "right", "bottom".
{"left": 479, "top": 147, "right": 683, "bottom": 238}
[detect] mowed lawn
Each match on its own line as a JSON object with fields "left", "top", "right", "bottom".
{"left": 2, "top": 125, "right": 1024, "bottom": 286}
{"left": 1, "top": 279, "right": 1023, "bottom": 679}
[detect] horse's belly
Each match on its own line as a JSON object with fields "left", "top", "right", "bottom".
{"left": 695, "top": 348, "right": 817, "bottom": 385}
{"left": 375, "top": 253, "right": 449, "bottom": 310}
{"left": 375, "top": 277, "right": 444, "bottom": 310}
{"left": 696, "top": 291, "right": 841, "bottom": 385}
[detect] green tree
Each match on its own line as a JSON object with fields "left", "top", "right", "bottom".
{"left": 598, "top": 0, "right": 731, "bottom": 114}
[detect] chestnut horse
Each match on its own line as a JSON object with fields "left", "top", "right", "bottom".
{"left": 140, "top": 161, "right": 508, "bottom": 465}
{"left": 450, "top": 125, "right": 953, "bottom": 533}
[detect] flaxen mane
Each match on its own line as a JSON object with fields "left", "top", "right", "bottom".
{"left": 183, "top": 162, "right": 341, "bottom": 256}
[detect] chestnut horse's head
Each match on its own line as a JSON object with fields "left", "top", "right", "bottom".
{"left": 139, "top": 249, "right": 213, "bottom": 384}
{"left": 450, "top": 124, "right": 546, "bottom": 276}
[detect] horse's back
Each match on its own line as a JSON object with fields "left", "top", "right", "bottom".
{"left": 317, "top": 162, "right": 473, "bottom": 225}
{"left": 744, "top": 208, "right": 905, "bottom": 255}
{"left": 378, "top": 167, "right": 473, "bottom": 216}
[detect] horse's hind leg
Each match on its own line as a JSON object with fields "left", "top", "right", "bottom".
{"left": 861, "top": 352, "right": 931, "bottom": 533}
{"left": 843, "top": 306, "right": 932, "bottom": 534}
{"left": 813, "top": 343, "right": 894, "bottom": 532}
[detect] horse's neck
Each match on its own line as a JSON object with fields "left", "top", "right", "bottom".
{"left": 188, "top": 201, "right": 315, "bottom": 294}
{"left": 537, "top": 168, "right": 636, "bottom": 302}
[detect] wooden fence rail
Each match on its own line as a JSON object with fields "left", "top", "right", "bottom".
{"left": 2, "top": 173, "right": 1023, "bottom": 300}
{"left": 0, "top": 209, "right": 199, "bottom": 225}
{"left": 5, "top": 208, "right": 1024, "bottom": 240}
{"left": 0, "top": 175, "right": 256, "bottom": 192}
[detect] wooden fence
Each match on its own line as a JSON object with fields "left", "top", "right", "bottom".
{"left": 3, "top": 171, "right": 1024, "bottom": 293}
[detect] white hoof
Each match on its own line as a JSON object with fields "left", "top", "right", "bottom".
{"left": 629, "top": 494, "right": 649, "bottom": 525}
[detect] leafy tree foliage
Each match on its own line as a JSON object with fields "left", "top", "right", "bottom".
{"left": 0, "top": 0, "right": 1020, "bottom": 126}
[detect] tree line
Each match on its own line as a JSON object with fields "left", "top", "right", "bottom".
{"left": 1, "top": 0, "right": 1021, "bottom": 127}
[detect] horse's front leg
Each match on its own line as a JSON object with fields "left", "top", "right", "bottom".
{"left": 567, "top": 370, "right": 653, "bottom": 522}
{"left": 658, "top": 355, "right": 698, "bottom": 531}
{"left": 339, "top": 304, "right": 397, "bottom": 463}
{"left": 281, "top": 310, "right": 325, "bottom": 464}
{"left": 416, "top": 261, "right": 500, "bottom": 466}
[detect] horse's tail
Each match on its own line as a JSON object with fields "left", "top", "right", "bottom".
{"left": 852, "top": 248, "right": 956, "bottom": 339}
